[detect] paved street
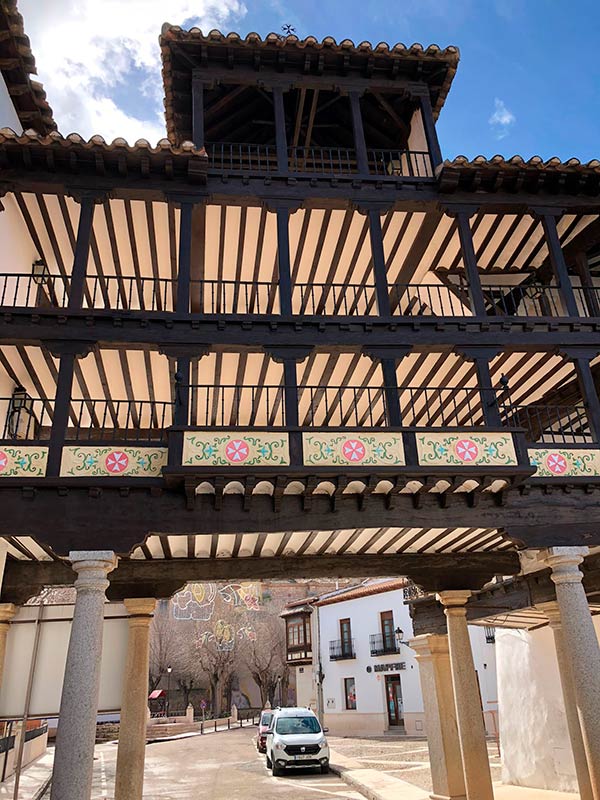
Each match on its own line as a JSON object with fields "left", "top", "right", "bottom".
{"left": 90, "top": 728, "right": 364, "bottom": 800}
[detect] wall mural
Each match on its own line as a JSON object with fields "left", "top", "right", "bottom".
{"left": 60, "top": 446, "right": 167, "bottom": 477}
{"left": 172, "top": 582, "right": 262, "bottom": 650}
{"left": 528, "top": 447, "right": 600, "bottom": 478}
{"left": 0, "top": 446, "right": 47, "bottom": 477}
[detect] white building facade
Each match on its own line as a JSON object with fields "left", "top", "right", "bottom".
{"left": 284, "top": 579, "right": 498, "bottom": 738}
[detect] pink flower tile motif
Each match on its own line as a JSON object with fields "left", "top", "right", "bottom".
{"left": 225, "top": 439, "right": 250, "bottom": 463}
{"left": 546, "top": 452, "right": 567, "bottom": 475}
{"left": 105, "top": 451, "right": 129, "bottom": 473}
{"left": 342, "top": 439, "right": 366, "bottom": 463}
{"left": 0, "top": 451, "right": 7, "bottom": 473}
{"left": 455, "top": 439, "right": 479, "bottom": 462}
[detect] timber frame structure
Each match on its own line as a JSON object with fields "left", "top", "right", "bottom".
{"left": 0, "top": 27, "right": 600, "bottom": 600}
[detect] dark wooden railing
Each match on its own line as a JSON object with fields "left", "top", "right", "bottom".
{"left": 84, "top": 275, "right": 175, "bottom": 312}
{"left": 62, "top": 399, "right": 173, "bottom": 443}
{"left": 206, "top": 143, "right": 277, "bottom": 173}
{"left": 288, "top": 146, "right": 356, "bottom": 175}
{"left": 293, "top": 283, "right": 376, "bottom": 316}
{"left": 0, "top": 397, "right": 54, "bottom": 440}
{"left": 190, "top": 280, "right": 277, "bottom": 315}
{"left": 501, "top": 403, "right": 592, "bottom": 445}
{"left": 482, "top": 283, "right": 564, "bottom": 317}
{"left": 188, "top": 385, "right": 286, "bottom": 427}
{"left": 3, "top": 272, "right": 600, "bottom": 320}
{"left": 367, "top": 149, "right": 433, "bottom": 178}
{"left": 0, "top": 273, "right": 69, "bottom": 308}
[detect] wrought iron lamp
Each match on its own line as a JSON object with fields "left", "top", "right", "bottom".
{"left": 394, "top": 627, "right": 404, "bottom": 648}
{"left": 32, "top": 258, "right": 49, "bottom": 285}
{"left": 6, "top": 384, "right": 35, "bottom": 439}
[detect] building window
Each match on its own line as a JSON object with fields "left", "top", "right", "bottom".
{"left": 380, "top": 610, "right": 395, "bottom": 651}
{"left": 287, "top": 617, "right": 306, "bottom": 647}
{"left": 344, "top": 677, "right": 357, "bottom": 710}
{"left": 340, "top": 618, "right": 352, "bottom": 657}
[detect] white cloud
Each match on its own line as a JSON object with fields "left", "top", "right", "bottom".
{"left": 18, "top": 0, "right": 247, "bottom": 144}
{"left": 488, "top": 97, "right": 516, "bottom": 140}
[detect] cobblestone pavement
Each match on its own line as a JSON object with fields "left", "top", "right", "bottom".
{"left": 329, "top": 736, "right": 502, "bottom": 794}
{"left": 90, "top": 727, "right": 364, "bottom": 800}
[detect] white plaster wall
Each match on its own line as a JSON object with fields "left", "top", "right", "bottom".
{"left": 318, "top": 587, "right": 497, "bottom": 736}
{"left": 496, "top": 621, "right": 600, "bottom": 792}
{"left": 0, "top": 73, "right": 22, "bottom": 132}
{"left": 295, "top": 665, "right": 317, "bottom": 710}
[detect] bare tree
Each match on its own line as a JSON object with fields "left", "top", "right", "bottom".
{"left": 149, "top": 602, "right": 178, "bottom": 692}
{"left": 242, "top": 601, "right": 289, "bottom": 707}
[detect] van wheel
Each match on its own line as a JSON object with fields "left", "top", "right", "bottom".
{"left": 320, "top": 764, "right": 329, "bottom": 774}
{"left": 272, "top": 763, "right": 285, "bottom": 777}
{"left": 266, "top": 754, "right": 272, "bottom": 769}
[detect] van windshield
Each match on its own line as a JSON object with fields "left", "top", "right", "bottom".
{"left": 275, "top": 716, "right": 321, "bottom": 735}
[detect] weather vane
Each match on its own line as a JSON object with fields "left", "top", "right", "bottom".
{"left": 281, "top": 23, "right": 296, "bottom": 37}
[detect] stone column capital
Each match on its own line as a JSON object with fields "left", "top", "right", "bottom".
{"left": 538, "top": 546, "right": 589, "bottom": 586}
{"left": 0, "top": 603, "right": 17, "bottom": 624}
{"left": 436, "top": 590, "right": 472, "bottom": 613}
{"left": 69, "top": 551, "right": 117, "bottom": 593}
{"left": 124, "top": 598, "right": 157, "bottom": 620}
{"left": 409, "top": 633, "right": 450, "bottom": 661}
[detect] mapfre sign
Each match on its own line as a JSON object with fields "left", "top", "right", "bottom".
{"left": 0, "top": 603, "right": 128, "bottom": 718}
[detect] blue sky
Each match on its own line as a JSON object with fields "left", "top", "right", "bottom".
{"left": 21, "top": 0, "right": 600, "bottom": 162}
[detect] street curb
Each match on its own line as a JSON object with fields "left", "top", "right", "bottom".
{"left": 32, "top": 776, "right": 52, "bottom": 800}
{"left": 330, "top": 763, "right": 381, "bottom": 800}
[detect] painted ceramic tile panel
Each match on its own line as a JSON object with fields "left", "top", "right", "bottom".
{"left": 182, "top": 432, "right": 289, "bottom": 466}
{"left": 417, "top": 433, "right": 517, "bottom": 466}
{"left": 0, "top": 446, "right": 48, "bottom": 477}
{"left": 529, "top": 448, "right": 600, "bottom": 478}
{"left": 302, "top": 433, "right": 405, "bottom": 466}
{"left": 60, "top": 446, "right": 168, "bottom": 477}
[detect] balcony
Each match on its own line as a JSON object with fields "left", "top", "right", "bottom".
{"left": 205, "top": 143, "right": 433, "bottom": 180}
{"left": 369, "top": 633, "right": 401, "bottom": 657}
{"left": 3, "top": 272, "right": 598, "bottom": 320}
{"left": 329, "top": 639, "right": 356, "bottom": 661}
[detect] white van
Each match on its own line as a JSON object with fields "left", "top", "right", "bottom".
{"left": 265, "top": 707, "right": 330, "bottom": 776}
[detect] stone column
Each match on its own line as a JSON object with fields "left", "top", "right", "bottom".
{"left": 50, "top": 551, "right": 117, "bottom": 800}
{"left": 540, "top": 547, "right": 600, "bottom": 798}
{"left": 114, "top": 598, "right": 157, "bottom": 800}
{"left": 0, "top": 603, "right": 16, "bottom": 690}
{"left": 437, "top": 591, "right": 493, "bottom": 800}
{"left": 536, "top": 600, "right": 594, "bottom": 800}
{"left": 411, "top": 634, "right": 466, "bottom": 800}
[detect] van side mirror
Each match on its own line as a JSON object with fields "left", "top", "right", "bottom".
{"left": 323, "top": 727, "right": 329, "bottom": 733}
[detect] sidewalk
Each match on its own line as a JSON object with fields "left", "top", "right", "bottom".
{"left": 329, "top": 748, "right": 580, "bottom": 800}
{"left": 0, "top": 751, "right": 53, "bottom": 800}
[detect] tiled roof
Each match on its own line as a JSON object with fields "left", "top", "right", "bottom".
{"left": 160, "top": 26, "right": 460, "bottom": 145}
{"left": 439, "top": 154, "right": 600, "bottom": 195}
{"left": 0, "top": 129, "right": 208, "bottom": 184}
{"left": 314, "top": 578, "right": 410, "bottom": 606}
{"left": 0, "top": 1, "right": 56, "bottom": 134}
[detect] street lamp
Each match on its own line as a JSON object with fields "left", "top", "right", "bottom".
{"left": 393, "top": 628, "right": 405, "bottom": 731}
{"left": 394, "top": 627, "right": 404, "bottom": 649}
{"left": 166, "top": 666, "right": 172, "bottom": 718}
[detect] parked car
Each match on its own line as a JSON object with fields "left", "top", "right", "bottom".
{"left": 256, "top": 709, "right": 274, "bottom": 753}
{"left": 265, "top": 707, "right": 329, "bottom": 776}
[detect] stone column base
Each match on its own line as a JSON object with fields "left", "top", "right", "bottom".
{"left": 431, "top": 794, "right": 467, "bottom": 800}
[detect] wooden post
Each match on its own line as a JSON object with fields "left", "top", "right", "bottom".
{"left": 276, "top": 207, "right": 293, "bottom": 316}
{"left": 266, "top": 347, "right": 313, "bottom": 467}
{"left": 368, "top": 210, "right": 391, "bottom": 317}
{"left": 457, "top": 347, "right": 503, "bottom": 427}
{"left": 562, "top": 349, "right": 600, "bottom": 442}
{"left": 415, "top": 88, "right": 443, "bottom": 171}
{"left": 349, "top": 91, "right": 369, "bottom": 175}
{"left": 535, "top": 211, "right": 579, "bottom": 317}
{"left": 574, "top": 251, "right": 600, "bottom": 317}
{"left": 192, "top": 76, "right": 205, "bottom": 149}
{"left": 46, "top": 343, "right": 92, "bottom": 477}
{"left": 68, "top": 194, "right": 96, "bottom": 310}
{"left": 454, "top": 210, "right": 486, "bottom": 317}
{"left": 272, "top": 87, "right": 288, "bottom": 174}
{"left": 176, "top": 202, "right": 193, "bottom": 314}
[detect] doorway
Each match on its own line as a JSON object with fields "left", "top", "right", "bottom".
{"left": 385, "top": 675, "right": 404, "bottom": 728}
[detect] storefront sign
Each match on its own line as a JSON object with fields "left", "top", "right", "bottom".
{"left": 373, "top": 662, "right": 405, "bottom": 673}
